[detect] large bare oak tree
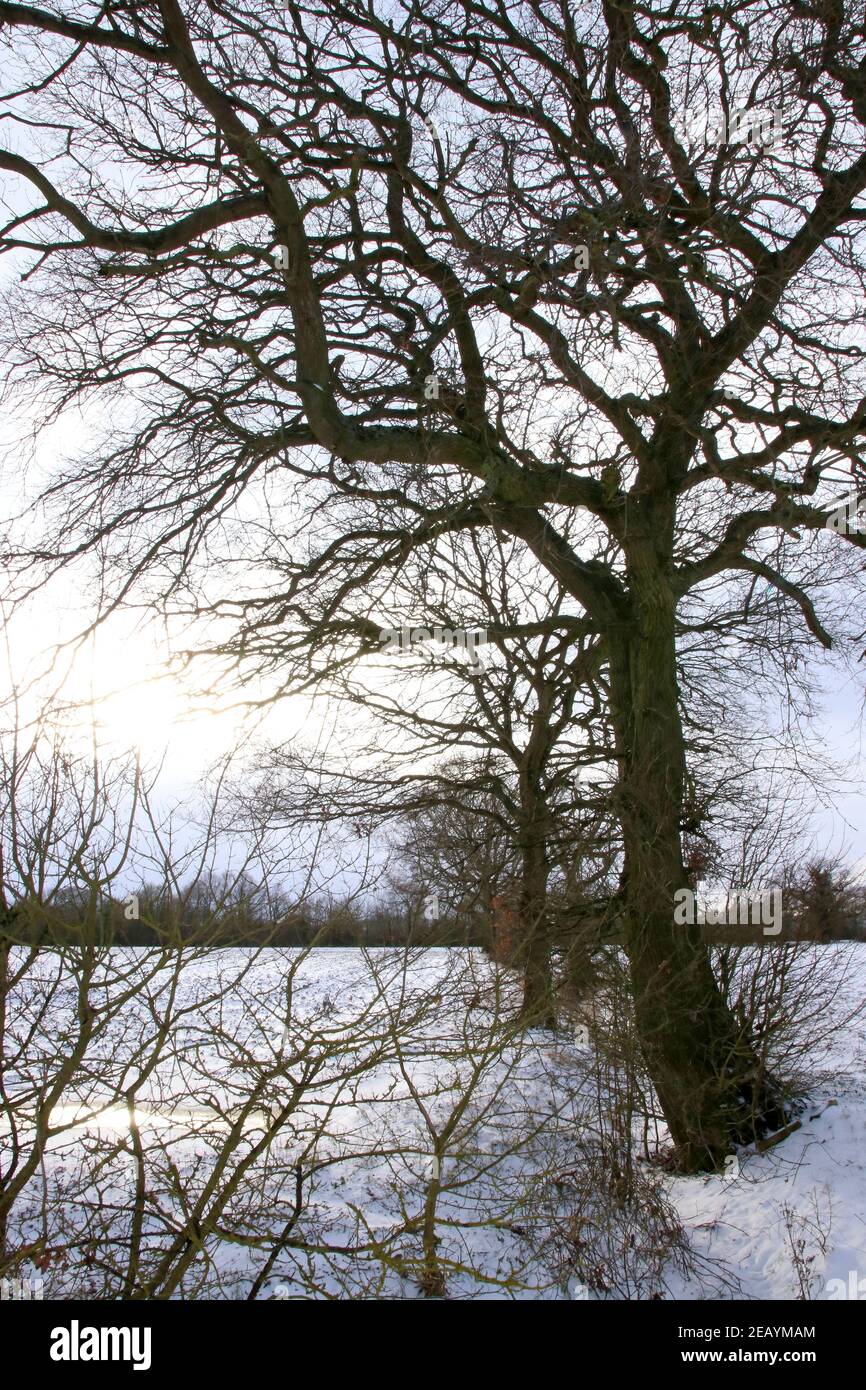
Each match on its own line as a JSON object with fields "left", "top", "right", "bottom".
{"left": 2, "top": 0, "right": 866, "bottom": 1168}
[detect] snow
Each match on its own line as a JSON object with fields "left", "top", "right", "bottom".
{"left": 3, "top": 944, "right": 865, "bottom": 1299}
{"left": 666, "top": 948, "right": 866, "bottom": 1300}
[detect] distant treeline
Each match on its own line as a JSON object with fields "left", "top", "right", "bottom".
{"left": 1, "top": 862, "right": 863, "bottom": 950}
{"left": 0, "top": 882, "right": 492, "bottom": 950}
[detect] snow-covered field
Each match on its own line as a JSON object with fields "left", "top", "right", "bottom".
{"left": 2, "top": 944, "right": 864, "bottom": 1300}
{"left": 665, "top": 944, "right": 866, "bottom": 1302}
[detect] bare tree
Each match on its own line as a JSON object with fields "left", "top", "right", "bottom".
{"left": 249, "top": 527, "right": 613, "bottom": 1026}
{"left": 3, "top": 0, "right": 866, "bottom": 1167}
{"left": 0, "top": 708, "right": 657, "bottom": 1301}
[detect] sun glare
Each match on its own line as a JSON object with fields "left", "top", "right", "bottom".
{"left": 61, "top": 633, "right": 241, "bottom": 768}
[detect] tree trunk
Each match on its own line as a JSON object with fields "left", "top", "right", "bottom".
{"left": 516, "top": 836, "right": 556, "bottom": 1030}
{"left": 608, "top": 540, "right": 786, "bottom": 1172}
